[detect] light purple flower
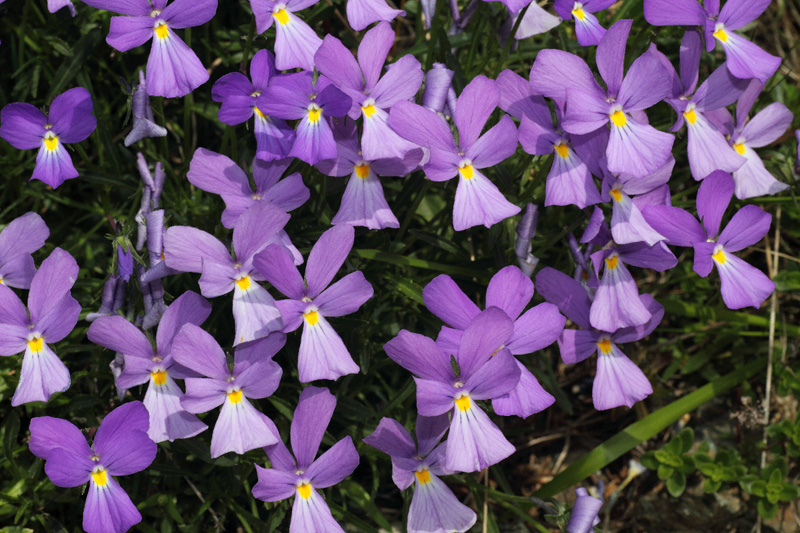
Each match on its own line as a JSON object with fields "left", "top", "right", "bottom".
{"left": 187, "top": 148, "right": 309, "bottom": 231}
{"left": 125, "top": 70, "right": 168, "bottom": 146}
{"left": 515, "top": 202, "right": 539, "bottom": 276}
{"left": 422, "top": 63, "right": 454, "bottom": 114}
{"left": 0, "top": 87, "right": 96, "bottom": 188}
{"left": 317, "top": 118, "right": 423, "bottom": 229}
{"left": 0, "top": 248, "right": 79, "bottom": 405}
{"left": 48, "top": 0, "right": 76, "bottom": 17}
{"left": 164, "top": 201, "right": 290, "bottom": 345}
{"left": 643, "top": 170, "right": 775, "bottom": 309}
{"left": 566, "top": 487, "right": 603, "bottom": 533}
{"left": 250, "top": 0, "right": 323, "bottom": 71}
{"left": 211, "top": 50, "right": 295, "bottom": 161}
{"left": 423, "top": 266, "right": 565, "bottom": 418}
{"left": 253, "top": 225, "right": 373, "bottom": 382}
{"left": 553, "top": 0, "right": 615, "bottom": 46}
{"left": 389, "top": 75, "right": 521, "bottom": 231}
{"left": 29, "top": 402, "right": 157, "bottom": 533}
{"left": 315, "top": 22, "right": 423, "bottom": 161}
{"left": 82, "top": 0, "right": 218, "bottom": 98}
{"left": 643, "top": 0, "right": 781, "bottom": 83}
{"left": 86, "top": 274, "right": 126, "bottom": 322}
{"left": 0, "top": 212, "right": 49, "bottom": 289}
{"left": 346, "top": 0, "right": 405, "bottom": 31}
{"left": 706, "top": 80, "right": 792, "bottom": 199}
{"left": 257, "top": 72, "right": 352, "bottom": 166}
{"left": 508, "top": 1, "right": 561, "bottom": 40}
{"left": 87, "top": 291, "right": 211, "bottom": 443}
{"left": 384, "top": 308, "right": 522, "bottom": 472}
{"left": 536, "top": 267, "right": 661, "bottom": 410}
{"left": 498, "top": 69, "right": 606, "bottom": 208}
{"left": 530, "top": 19, "right": 674, "bottom": 178}
{"left": 174, "top": 326, "right": 284, "bottom": 457}
{"left": 252, "top": 386, "right": 360, "bottom": 533}
{"left": 363, "top": 415, "right": 477, "bottom": 533}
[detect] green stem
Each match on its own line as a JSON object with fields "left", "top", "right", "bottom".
{"left": 240, "top": 19, "right": 257, "bottom": 73}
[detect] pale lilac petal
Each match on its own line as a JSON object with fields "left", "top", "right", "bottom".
{"left": 36, "top": 295, "right": 79, "bottom": 343}
{"left": 558, "top": 329, "right": 598, "bottom": 365}
{"left": 692, "top": 65, "right": 748, "bottom": 111}
{"left": 452, "top": 170, "right": 521, "bottom": 231}
{"left": 457, "top": 307, "right": 515, "bottom": 379}
{"left": 573, "top": 10, "right": 607, "bottom": 46}
{"left": 253, "top": 244, "right": 305, "bottom": 300}
{"left": 235, "top": 358, "right": 282, "bottom": 399}
{"left": 561, "top": 88, "right": 609, "bottom": 134}
{"left": 617, "top": 49, "right": 671, "bottom": 111}
{"left": 589, "top": 257, "right": 651, "bottom": 331}
{"left": 361, "top": 107, "right": 421, "bottom": 162}
{"left": 180, "top": 378, "right": 228, "bottom": 413}
{"left": 535, "top": 267, "right": 592, "bottom": 329}
{"left": 146, "top": 30, "right": 209, "bottom": 98}
{"left": 11, "top": 342, "right": 70, "bottom": 406}
{"left": 347, "top": 0, "right": 404, "bottom": 31}
{"left": 467, "top": 115, "right": 518, "bottom": 169}
{"left": 515, "top": 1, "right": 561, "bottom": 39}
{"left": 232, "top": 201, "right": 290, "bottom": 262}
{"left": 107, "top": 15, "right": 154, "bottom": 52}
{"left": 274, "top": 13, "right": 322, "bottom": 71}
{"left": 314, "top": 271, "right": 373, "bottom": 317}
{"left": 383, "top": 330, "right": 454, "bottom": 382}
{"left": 143, "top": 374, "right": 208, "bottom": 442}
{"left": 83, "top": 477, "right": 142, "bottom": 533}
{"left": 29, "top": 417, "right": 91, "bottom": 461}
{"left": 261, "top": 171, "right": 310, "bottom": 212}
{"left": 643, "top": 0, "right": 706, "bottom": 25}
{"left": 422, "top": 275, "right": 480, "bottom": 329}
{"left": 171, "top": 324, "right": 230, "bottom": 380}
{"left": 292, "top": 386, "right": 336, "bottom": 467}
{"left": 612, "top": 293, "right": 664, "bottom": 343}
{"left": 609, "top": 192, "right": 665, "bottom": 246}
{"left": 415, "top": 378, "right": 458, "bottom": 416}
{"left": 389, "top": 100, "right": 457, "bottom": 152}
{"left": 290, "top": 487, "right": 344, "bottom": 533}
{"left": 506, "top": 303, "right": 566, "bottom": 355}
{"left": 693, "top": 242, "right": 715, "bottom": 277}
{"left": 306, "top": 436, "right": 359, "bottom": 488}
{"left": 155, "top": 291, "right": 211, "bottom": 354}
{"left": 741, "top": 102, "right": 793, "bottom": 148}
{"left": 314, "top": 35, "right": 363, "bottom": 98}
{"left": 28, "top": 247, "right": 78, "bottom": 325}
{"left": 545, "top": 146, "right": 602, "bottom": 209}
{"left": 232, "top": 282, "right": 283, "bottom": 345}
{"left": 98, "top": 427, "right": 157, "bottom": 476}
{"left": 454, "top": 76, "right": 498, "bottom": 150}
{"left": 332, "top": 170, "right": 399, "bottom": 230}
{"left": 719, "top": 0, "right": 769, "bottom": 30}
{"left": 362, "top": 418, "right": 416, "bottom": 460}
{"left": 463, "top": 348, "right": 520, "bottom": 400}
{"left": 607, "top": 115, "right": 674, "bottom": 178}
{"left": 298, "top": 314, "right": 359, "bottom": 382}
{"left": 358, "top": 21, "right": 394, "bottom": 89}
{"left": 596, "top": 19, "right": 631, "bottom": 97}
{"left": 732, "top": 146, "right": 789, "bottom": 199}
{"left": 697, "top": 170, "right": 734, "bottom": 237}
{"left": 32, "top": 141, "right": 79, "bottom": 188}
{"left": 593, "top": 343, "right": 652, "bottom": 410}
{"left": 252, "top": 466, "right": 299, "bottom": 501}
{"left": 685, "top": 111, "right": 745, "bottom": 179}
{"left": 211, "top": 397, "right": 278, "bottom": 457}
{"left": 718, "top": 32, "right": 780, "bottom": 84}
{"left": 486, "top": 266, "right": 533, "bottom": 320}
{"left": 715, "top": 252, "right": 774, "bottom": 310}
{"left": 371, "top": 55, "right": 424, "bottom": 109}
{"left": 93, "top": 401, "right": 150, "bottom": 450}
{"left": 408, "top": 472, "right": 478, "bottom": 533}
{"left": 44, "top": 447, "right": 93, "bottom": 487}
{"left": 641, "top": 205, "right": 705, "bottom": 247}
{"left": 492, "top": 360, "right": 555, "bottom": 418}
{"left": 529, "top": 49, "right": 601, "bottom": 102}
{"left": 81, "top": 0, "right": 150, "bottom": 15}
{"left": 446, "top": 403, "right": 515, "bottom": 472}
{"left": 197, "top": 260, "right": 236, "bottom": 298}
{"left": 718, "top": 205, "right": 770, "bottom": 252}
{"left": 160, "top": 0, "right": 217, "bottom": 28}
{"left": 306, "top": 225, "right": 354, "bottom": 298}
{"left": 496, "top": 69, "right": 552, "bottom": 124}
{"left": 88, "top": 317, "right": 156, "bottom": 362}
{"left": 48, "top": 87, "right": 96, "bottom": 143}
{"left": 187, "top": 148, "right": 251, "bottom": 198}
{"left": 164, "top": 226, "right": 231, "bottom": 273}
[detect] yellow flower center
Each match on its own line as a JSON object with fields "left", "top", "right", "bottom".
{"left": 307, "top": 105, "right": 322, "bottom": 123}
{"left": 554, "top": 143, "right": 569, "bottom": 158}
{"left": 273, "top": 8, "right": 290, "bottom": 25}
{"left": 297, "top": 482, "right": 311, "bottom": 499}
{"left": 733, "top": 143, "right": 746, "bottom": 155}
{"left": 605, "top": 255, "right": 619, "bottom": 270}
{"left": 355, "top": 163, "right": 370, "bottom": 179}
{"left": 254, "top": 107, "right": 266, "bottom": 119}
{"left": 415, "top": 469, "right": 431, "bottom": 484}
{"left": 572, "top": 7, "right": 585, "bottom": 20}
{"left": 455, "top": 395, "right": 471, "bottom": 411}
{"left": 151, "top": 370, "right": 167, "bottom": 386}
{"left": 597, "top": 338, "right": 612, "bottom": 354}
{"left": 154, "top": 22, "right": 169, "bottom": 39}
{"left": 304, "top": 310, "right": 319, "bottom": 326}
{"left": 712, "top": 249, "right": 726, "bottom": 264}
{"left": 228, "top": 389, "right": 243, "bottom": 404}
{"left": 458, "top": 164, "right": 474, "bottom": 180}
{"left": 235, "top": 276, "right": 251, "bottom": 290}
{"left": 91, "top": 468, "right": 108, "bottom": 487}
{"left": 713, "top": 28, "right": 728, "bottom": 42}
{"left": 683, "top": 109, "right": 698, "bottom": 125}
{"left": 610, "top": 189, "right": 622, "bottom": 202}
{"left": 361, "top": 104, "right": 376, "bottom": 118}
{"left": 28, "top": 337, "right": 44, "bottom": 353}
{"left": 43, "top": 135, "right": 59, "bottom": 151}
{"left": 609, "top": 110, "right": 627, "bottom": 128}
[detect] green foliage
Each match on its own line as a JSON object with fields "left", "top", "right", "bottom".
{"left": 766, "top": 417, "right": 800, "bottom": 458}
{"left": 739, "top": 458, "right": 800, "bottom": 520}
{"left": 693, "top": 444, "right": 747, "bottom": 493}
{"left": 640, "top": 428, "right": 695, "bottom": 497}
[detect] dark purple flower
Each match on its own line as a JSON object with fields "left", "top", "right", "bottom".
{"left": 0, "top": 248, "right": 79, "bottom": 405}
{"left": 643, "top": 170, "right": 775, "bottom": 309}
{"left": 252, "top": 386, "right": 360, "bottom": 533}
{"left": 363, "top": 415, "right": 477, "bottom": 533}
{"left": 0, "top": 87, "right": 96, "bottom": 188}
{"left": 253, "top": 225, "right": 373, "bottom": 382}
{"left": 29, "top": 402, "right": 157, "bottom": 533}
{"left": 389, "top": 75, "right": 521, "bottom": 230}
{"left": 82, "top": 0, "right": 218, "bottom": 98}
{"left": 211, "top": 50, "right": 295, "bottom": 162}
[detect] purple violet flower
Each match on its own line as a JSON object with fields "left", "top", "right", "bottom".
{"left": 257, "top": 72, "right": 352, "bottom": 166}
{"left": 29, "top": 402, "right": 157, "bottom": 533}
{"left": 0, "top": 248, "right": 79, "bottom": 405}
{"left": 139, "top": 209, "right": 180, "bottom": 285}
{"left": 252, "top": 386, "right": 360, "bottom": 533}
{"left": 164, "top": 201, "right": 290, "bottom": 345}
{"left": 553, "top": 0, "right": 615, "bottom": 46}
{"left": 498, "top": 69, "right": 606, "bottom": 208}
{"left": 82, "top": 0, "right": 218, "bottom": 98}
{"left": 87, "top": 291, "right": 212, "bottom": 443}
{"left": 651, "top": 30, "right": 747, "bottom": 180}
{"left": 384, "top": 308, "right": 522, "bottom": 472}
{"left": 117, "top": 243, "right": 134, "bottom": 282}
{"left": 250, "top": 0, "right": 323, "bottom": 71}
{"left": 0, "top": 212, "right": 49, "bottom": 289}
{"left": 363, "top": 415, "right": 478, "bottom": 533}
{"left": 48, "top": 0, "right": 76, "bottom": 16}
{"left": 317, "top": 118, "right": 423, "bottom": 229}
{"left": 530, "top": 19, "right": 674, "bottom": 178}
{"left": 125, "top": 70, "right": 168, "bottom": 146}
{"left": 211, "top": 50, "right": 295, "bottom": 162}
{"left": 0, "top": 87, "right": 96, "bottom": 188}
{"left": 643, "top": 0, "right": 781, "bottom": 83}
{"left": 422, "top": 266, "right": 565, "bottom": 418}
{"left": 422, "top": 63, "right": 454, "bottom": 114}
{"left": 315, "top": 22, "right": 423, "bottom": 161}
{"left": 187, "top": 148, "right": 309, "bottom": 232}
{"left": 253, "top": 225, "right": 374, "bottom": 382}
{"left": 536, "top": 267, "right": 662, "bottom": 410}
{"left": 87, "top": 274, "right": 127, "bottom": 323}
{"left": 643, "top": 170, "right": 775, "bottom": 309}
{"left": 707, "top": 80, "right": 792, "bottom": 199}
{"left": 566, "top": 487, "right": 603, "bottom": 533}
{"left": 515, "top": 202, "right": 539, "bottom": 276}
{"left": 510, "top": 1, "right": 561, "bottom": 40}
{"left": 346, "top": 0, "right": 405, "bottom": 31}
{"left": 389, "top": 75, "right": 521, "bottom": 231}
{"left": 173, "top": 326, "right": 285, "bottom": 457}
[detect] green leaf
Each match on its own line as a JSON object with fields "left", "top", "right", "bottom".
{"left": 666, "top": 472, "right": 686, "bottom": 498}
{"left": 678, "top": 428, "right": 694, "bottom": 453}
{"left": 657, "top": 464, "right": 674, "bottom": 480}
{"left": 757, "top": 499, "right": 778, "bottom": 520}
{"left": 533, "top": 356, "right": 767, "bottom": 498}
{"left": 639, "top": 452, "right": 659, "bottom": 470}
